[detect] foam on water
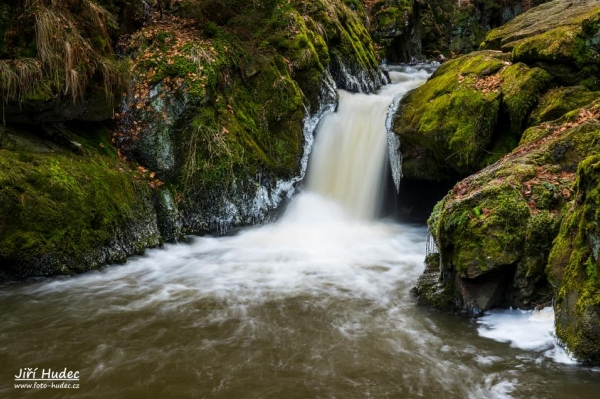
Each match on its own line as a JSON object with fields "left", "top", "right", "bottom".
{"left": 477, "top": 307, "right": 577, "bottom": 365}
{"left": 12, "top": 192, "right": 426, "bottom": 306}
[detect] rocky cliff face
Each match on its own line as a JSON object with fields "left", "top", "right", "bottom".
{"left": 0, "top": 0, "right": 386, "bottom": 279}
{"left": 402, "top": 0, "right": 600, "bottom": 363}
{"left": 368, "top": 0, "right": 552, "bottom": 62}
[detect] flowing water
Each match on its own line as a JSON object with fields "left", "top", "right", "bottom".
{"left": 1, "top": 67, "right": 600, "bottom": 398}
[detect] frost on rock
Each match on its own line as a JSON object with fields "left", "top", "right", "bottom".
{"left": 386, "top": 92, "right": 404, "bottom": 193}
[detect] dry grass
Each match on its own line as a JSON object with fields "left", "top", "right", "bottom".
{"left": 0, "top": 59, "right": 42, "bottom": 102}
{"left": 0, "top": 61, "right": 18, "bottom": 102}
{"left": 189, "top": 46, "right": 214, "bottom": 73}
{"left": 3, "top": 0, "right": 127, "bottom": 104}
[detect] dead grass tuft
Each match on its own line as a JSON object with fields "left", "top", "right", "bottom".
{"left": 3, "top": 0, "right": 127, "bottom": 104}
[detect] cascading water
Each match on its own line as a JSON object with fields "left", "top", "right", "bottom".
{"left": 306, "top": 67, "right": 432, "bottom": 219}
{"left": 0, "top": 66, "right": 594, "bottom": 399}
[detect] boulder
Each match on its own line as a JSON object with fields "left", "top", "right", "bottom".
{"left": 415, "top": 101, "right": 600, "bottom": 314}
{"left": 548, "top": 147, "right": 600, "bottom": 363}
{"left": 393, "top": 50, "right": 552, "bottom": 181}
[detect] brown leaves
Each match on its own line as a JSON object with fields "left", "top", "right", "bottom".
{"left": 136, "top": 164, "right": 163, "bottom": 189}
{"left": 521, "top": 167, "right": 575, "bottom": 213}
{"left": 474, "top": 74, "right": 502, "bottom": 95}
{"left": 148, "top": 179, "right": 164, "bottom": 189}
{"left": 540, "top": 105, "right": 600, "bottom": 133}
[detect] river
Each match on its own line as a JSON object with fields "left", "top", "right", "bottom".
{"left": 1, "top": 66, "right": 599, "bottom": 398}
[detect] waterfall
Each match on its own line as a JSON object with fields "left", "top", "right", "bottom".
{"left": 305, "top": 66, "right": 433, "bottom": 220}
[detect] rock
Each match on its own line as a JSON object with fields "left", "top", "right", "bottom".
{"left": 368, "top": 1, "right": 553, "bottom": 62}
{"left": 417, "top": 101, "right": 600, "bottom": 315}
{"left": 0, "top": 0, "right": 388, "bottom": 280}
{"left": 483, "top": 0, "right": 600, "bottom": 89}
{"left": 548, "top": 149, "right": 600, "bottom": 363}
{"left": 528, "top": 85, "right": 600, "bottom": 127}
{"left": 0, "top": 124, "right": 161, "bottom": 280}
{"left": 116, "top": 0, "right": 387, "bottom": 238}
{"left": 393, "top": 50, "right": 553, "bottom": 182}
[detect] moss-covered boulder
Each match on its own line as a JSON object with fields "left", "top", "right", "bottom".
{"left": 0, "top": 124, "right": 161, "bottom": 280}
{"left": 415, "top": 101, "right": 600, "bottom": 314}
{"left": 393, "top": 50, "right": 553, "bottom": 181}
{"left": 528, "top": 85, "right": 600, "bottom": 127}
{"left": 547, "top": 151, "right": 600, "bottom": 363}
{"left": 482, "top": 0, "right": 600, "bottom": 89}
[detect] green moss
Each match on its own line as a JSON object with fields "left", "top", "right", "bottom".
{"left": 0, "top": 125, "right": 158, "bottom": 277}
{"left": 438, "top": 185, "right": 530, "bottom": 278}
{"left": 177, "top": 51, "right": 304, "bottom": 196}
{"left": 511, "top": 22, "right": 600, "bottom": 89}
{"left": 548, "top": 154, "right": 600, "bottom": 363}
{"left": 422, "top": 100, "right": 600, "bottom": 313}
{"left": 394, "top": 51, "right": 506, "bottom": 178}
{"left": 500, "top": 63, "right": 553, "bottom": 135}
{"left": 530, "top": 86, "right": 600, "bottom": 126}
{"left": 520, "top": 126, "right": 551, "bottom": 145}
{"left": 512, "top": 26, "right": 585, "bottom": 63}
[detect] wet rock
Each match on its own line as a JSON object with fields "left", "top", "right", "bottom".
{"left": 548, "top": 151, "right": 600, "bottom": 363}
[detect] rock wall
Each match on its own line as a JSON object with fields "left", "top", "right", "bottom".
{"left": 368, "top": 0, "right": 552, "bottom": 62}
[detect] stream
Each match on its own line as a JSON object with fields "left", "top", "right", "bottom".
{"left": 1, "top": 66, "right": 599, "bottom": 399}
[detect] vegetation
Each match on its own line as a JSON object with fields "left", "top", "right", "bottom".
{"left": 420, "top": 101, "right": 600, "bottom": 314}
{"left": 548, "top": 151, "right": 600, "bottom": 363}
{"left": 393, "top": 50, "right": 549, "bottom": 181}
{"left": 0, "top": 123, "right": 160, "bottom": 278}
{"left": 0, "top": 0, "right": 129, "bottom": 105}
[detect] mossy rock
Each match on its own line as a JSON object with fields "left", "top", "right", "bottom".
{"left": 529, "top": 85, "right": 600, "bottom": 126}
{"left": 483, "top": 0, "right": 600, "bottom": 89}
{"left": 548, "top": 153, "right": 600, "bottom": 364}
{"left": 393, "top": 50, "right": 557, "bottom": 182}
{"left": 483, "top": 0, "right": 600, "bottom": 51}
{"left": 0, "top": 124, "right": 160, "bottom": 280}
{"left": 500, "top": 63, "right": 554, "bottom": 134}
{"left": 118, "top": 0, "right": 384, "bottom": 235}
{"left": 418, "top": 102, "right": 600, "bottom": 313}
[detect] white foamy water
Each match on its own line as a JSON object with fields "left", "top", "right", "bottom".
{"left": 477, "top": 307, "right": 577, "bottom": 365}
{"left": 20, "top": 193, "right": 426, "bottom": 305}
